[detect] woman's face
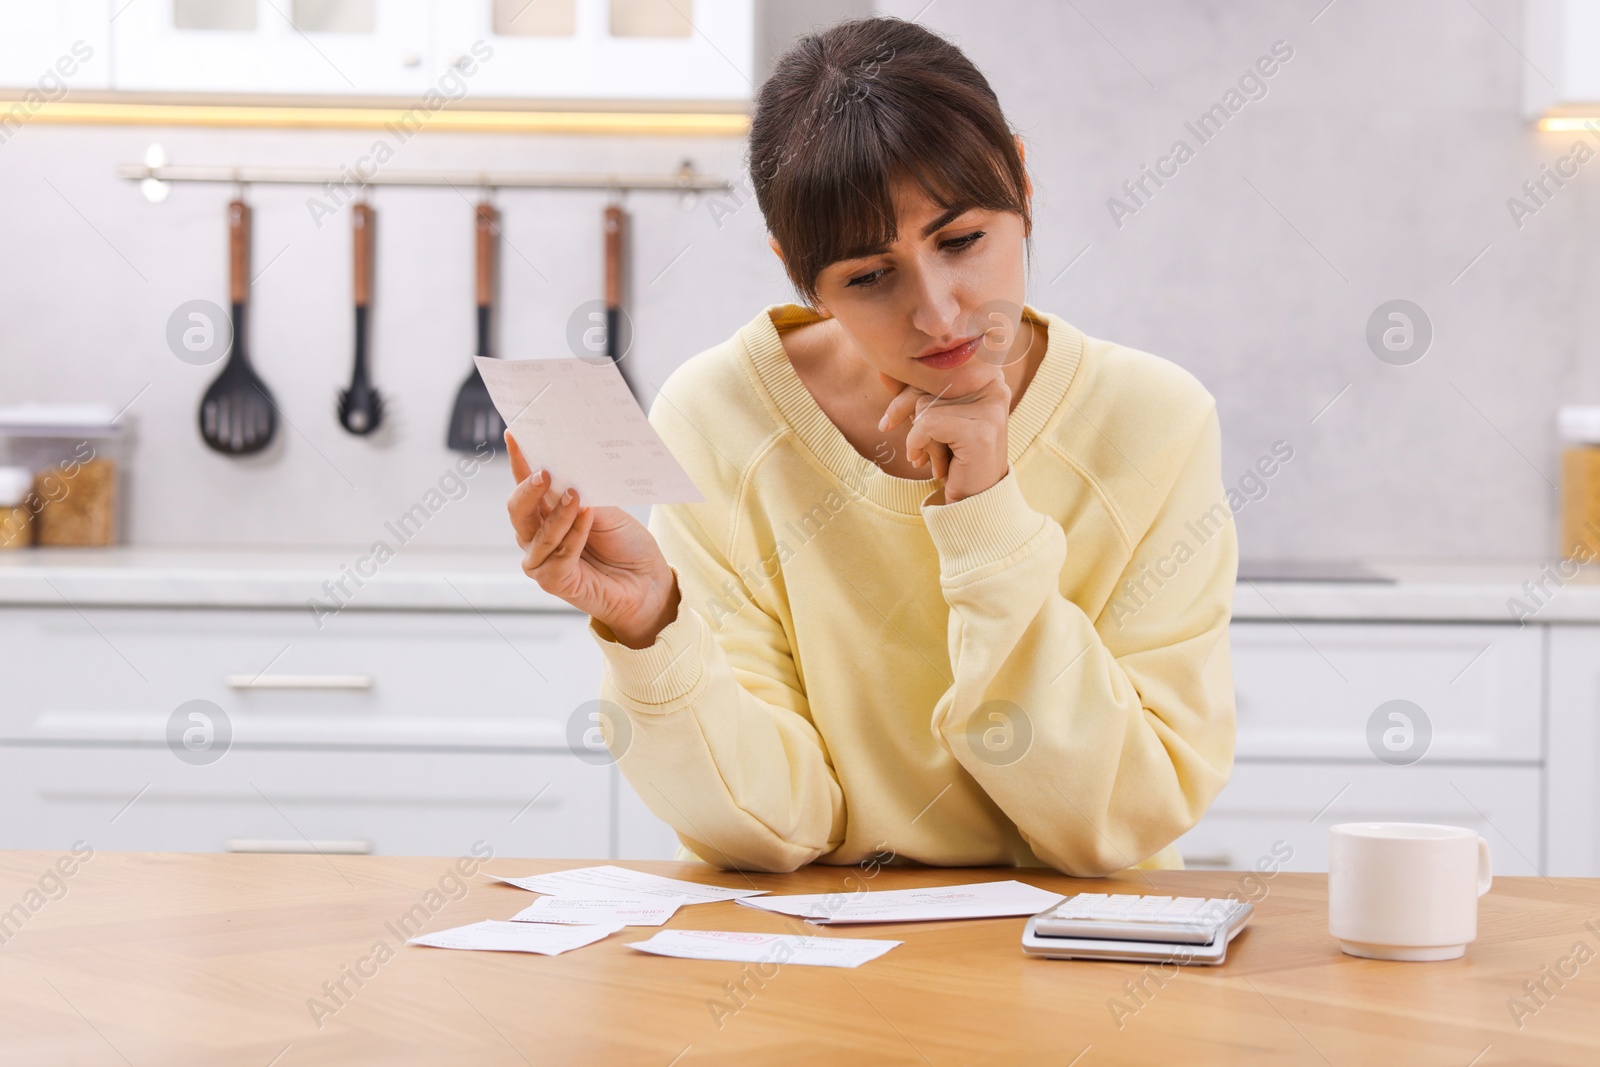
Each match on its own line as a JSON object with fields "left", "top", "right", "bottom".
{"left": 790, "top": 167, "right": 1031, "bottom": 398}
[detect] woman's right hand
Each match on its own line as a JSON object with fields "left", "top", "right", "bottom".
{"left": 504, "top": 431, "right": 680, "bottom": 649}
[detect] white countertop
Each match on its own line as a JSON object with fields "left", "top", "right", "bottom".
{"left": 2, "top": 547, "right": 1600, "bottom": 623}
{"left": 0, "top": 546, "right": 562, "bottom": 613}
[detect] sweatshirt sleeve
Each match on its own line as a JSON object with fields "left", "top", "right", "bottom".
{"left": 585, "top": 497, "right": 847, "bottom": 873}
{"left": 919, "top": 403, "right": 1237, "bottom": 877}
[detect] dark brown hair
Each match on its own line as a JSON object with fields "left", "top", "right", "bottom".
{"left": 748, "top": 16, "right": 1032, "bottom": 305}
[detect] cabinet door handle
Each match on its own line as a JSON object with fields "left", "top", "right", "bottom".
{"left": 1181, "top": 852, "right": 1235, "bottom": 869}
{"left": 226, "top": 838, "right": 373, "bottom": 855}
{"left": 225, "top": 674, "right": 373, "bottom": 690}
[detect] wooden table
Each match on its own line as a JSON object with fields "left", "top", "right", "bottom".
{"left": 1, "top": 852, "right": 1596, "bottom": 1065}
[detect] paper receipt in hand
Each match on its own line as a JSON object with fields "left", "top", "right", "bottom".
{"left": 473, "top": 355, "right": 703, "bottom": 508}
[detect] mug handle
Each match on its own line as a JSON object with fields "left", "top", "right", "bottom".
{"left": 1476, "top": 835, "right": 1493, "bottom": 896}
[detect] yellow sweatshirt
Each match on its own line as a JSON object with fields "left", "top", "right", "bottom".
{"left": 587, "top": 302, "right": 1237, "bottom": 875}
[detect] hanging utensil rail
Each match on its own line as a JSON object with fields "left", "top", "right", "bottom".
{"left": 114, "top": 161, "right": 732, "bottom": 193}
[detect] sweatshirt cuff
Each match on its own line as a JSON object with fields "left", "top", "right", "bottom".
{"left": 587, "top": 565, "right": 704, "bottom": 709}
{"left": 920, "top": 466, "right": 1049, "bottom": 578}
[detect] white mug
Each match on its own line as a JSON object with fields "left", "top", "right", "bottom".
{"left": 1328, "top": 822, "right": 1492, "bottom": 961}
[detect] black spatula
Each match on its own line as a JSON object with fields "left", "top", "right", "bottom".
{"left": 338, "top": 201, "right": 383, "bottom": 435}
{"left": 199, "top": 200, "right": 278, "bottom": 455}
{"left": 446, "top": 201, "right": 506, "bottom": 454}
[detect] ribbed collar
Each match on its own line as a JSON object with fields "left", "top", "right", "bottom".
{"left": 740, "top": 302, "right": 1084, "bottom": 516}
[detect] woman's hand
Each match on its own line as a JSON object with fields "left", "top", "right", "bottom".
{"left": 504, "top": 431, "right": 680, "bottom": 649}
{"left": 876, "top": 367, "right": 1011, "bottom": 504}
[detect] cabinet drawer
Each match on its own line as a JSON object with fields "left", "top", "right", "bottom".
{"left": 2, "top": 606, "right": 601, "bottom": 748}
{"left": 1229, "top": 621, "right": 1542, "bottom": 761}
{"left": 1174, "top": 762, "right": 1542, "bottom": 876}
{"left": 0, "top": 744, "right": 614, "bottom": 858}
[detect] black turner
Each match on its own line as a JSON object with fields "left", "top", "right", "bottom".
{"left": 446, "top": 201, "right": 506, "bottom": 454}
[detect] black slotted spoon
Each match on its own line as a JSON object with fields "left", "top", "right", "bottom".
{"left": 338, "top": 201, "right": 384, "bottom": 435}
{"left": 446, "top": 201, "right": 506, "bottom": 454}
{"left": 199, "top": 199, "right": 278, "bottom": 455}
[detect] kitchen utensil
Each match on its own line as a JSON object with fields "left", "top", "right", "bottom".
{"left": 603, "top": 202, "right": 638, "bottom": 400}
{"left": 0, "top": 466, "right": 32, "bottom": 549}
{"left": 199, "top": 200, "right": 278, "bottom": 455}
{"left": 338, "top": 202, "right": 384, "bottom": 435}
{"left": 1558, "top": 405, "right": 1600, "bottom": 561}
{"left": 447, "top": 201, "right": 506, "bottom": 454}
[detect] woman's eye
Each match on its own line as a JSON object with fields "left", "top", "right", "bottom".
{"left": 943, "top": 230, "right": 985, "bottom": 251}
{"left": 846, "top": 269, "right": 886, "bottom": 289}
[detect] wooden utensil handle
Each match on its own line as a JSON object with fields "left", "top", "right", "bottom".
{"left": 229, "top": 200, "right": 251, "bottom": 304}
{"left": 604, "top": 205, "right": 624, "bottom": 307}
{"left": 476, "top": 202, "right": 496, "bottom": 308}
{"left": 353, "top": 202, "right": 374, "bottom": 308}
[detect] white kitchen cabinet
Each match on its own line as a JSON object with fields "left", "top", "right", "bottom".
{"left": 110, "top": 0, "right": 436, "bottom": 96}
{"left": 1230, "top": 621, "right": 1543, "bottom": 761}
{"left": 1176, "top": 620, "right": 1548, "bottom": 876}
{"left": 1523, "top": 0, "right": 1600, "bottom": 118}
{"left": 1173, "top": 762, "right": 1544, "bottom": 877}
{"left": 0, "top": 601, "right": 642, "bottom": 859}
{"left": 0, "top": 1, "right": 110, "bottom": 92}
{"left": 1548, "top": 626, "right": 1600, "bottom": 877}
{"left": 3, "top": 605, "right": 601, "bottom": 748}
{"left": 435, "top": 0, "right": 754, "bottom": 102}
{"left": 0, "top": 745, "right": 611, "bottom": 857}
{"left": 0, "top": 0, "right": 753, "bottom": 102}
{"left": 0, "top": 573, "right": 1572, "bottom": 871}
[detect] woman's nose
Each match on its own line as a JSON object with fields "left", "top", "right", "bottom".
{"left": 905, "top": 261, "right": 963, "bottom": 339}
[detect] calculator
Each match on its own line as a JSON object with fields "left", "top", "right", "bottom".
{"left": 1021, "top": 893, "right": 1254, "bottom": 965}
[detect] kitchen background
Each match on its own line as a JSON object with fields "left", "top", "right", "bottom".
{"left": 3, "top": 1, "right": 1599, "bottom": 879}
{"left": 2, "top": 0, "right": 1595, "bottom": 559}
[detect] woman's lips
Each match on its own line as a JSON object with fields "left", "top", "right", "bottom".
{"left": 913, "top": 336, "right": 980, "bottom": 369}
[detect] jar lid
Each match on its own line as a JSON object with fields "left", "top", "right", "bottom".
{"left": 0, "top": 402, "right": 124, "bottom": 439}
{"left": 0, "top": 467, "right": 31, "bottom": 507}
{"left": 1558, "top": 406, "right": 1600, "bottom": 444}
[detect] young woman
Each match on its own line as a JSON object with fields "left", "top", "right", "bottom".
{"left": 504, "top": 16, "right": 1237, "bottom": 875}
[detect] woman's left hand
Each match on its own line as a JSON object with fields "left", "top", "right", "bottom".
{"left": 876, "top": 366, "right": 1011, "bottom": 504}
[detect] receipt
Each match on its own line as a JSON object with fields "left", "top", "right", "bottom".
{"left": 483, "top": 865, "right": 767, "bottom": 905}
{"left": 511, "top": 895, "right": 686, "bottom": 927}
{"left": 407, "top": 919, "right": 621, "bottom": 955}
{"left": 735, "top": 880, "right": 1064, "bottom": 924}
{"left": 474, "top": 356, "right": 702, "bottom": 507}
{"left": 625, "top": 930, "right": 901, "bottom": 968}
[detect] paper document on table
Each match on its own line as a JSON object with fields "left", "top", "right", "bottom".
{"left": 407, "top": 919, "right": 621, "bottom": 955}
{"left": 510, "top": 895, "right": 685, "bottom": 927}
{"left": 474, "top": 356, "right": 702, "bottom": 508}
{"left": 483, "top": 865, "right": 768, "bottom": 905}
{"left": 735, "top": 880, "right": 1065, "bottom": 925}
{"left": 625, "top": 930, "right": 902, "bottom": 968}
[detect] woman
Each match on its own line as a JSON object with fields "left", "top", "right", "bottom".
{"left": 504, "top": 16, "right": 1237, "bottom": 876}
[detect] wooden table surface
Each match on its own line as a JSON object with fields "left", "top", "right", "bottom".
{"left": 1, "top": 851, "right": 1597, "bottom": 1066}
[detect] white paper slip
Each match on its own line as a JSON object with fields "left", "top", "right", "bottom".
{"left": 510, "top": 895, "right": 685, "bottom": 927}
{"left": 735, "top": 880, "right": 1066, "bottom": 925}
{"left": 482, "top": 865, "right": 768, "bottom": 906}
{"left": 474, "top": 355, "right": 703, "bottom": 508}
{"left": 625, "top": 930, "right": 902, "bottom": 969}
{"left": 407, "top": 919, "right": 621, "bottom": 955}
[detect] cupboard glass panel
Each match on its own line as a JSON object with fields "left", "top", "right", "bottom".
{"left": 493, "top": 0, "right": 576, "bottom": 37}
{"left": 173, "top": 0, "right": 257, "bottom": 31}
{"left": 610, "top": 0, "right": 692, "bottom": 38}
{"left": 291, "top": 0, "right": 377, "bottom": 33}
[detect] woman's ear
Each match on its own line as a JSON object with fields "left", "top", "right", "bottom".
{"left": 1014, "top": 134, "right": 1033, "bottom": 237}
{"left": 771, "top": 234, "right": 830, "bottom": 317}
{"left": 1014, "top": 135, "right": 1033, "bottom": 199}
